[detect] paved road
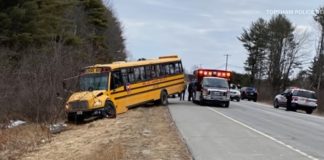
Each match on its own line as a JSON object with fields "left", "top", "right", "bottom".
{"left": 168, "top": 99, "right": 324, "bottom": 160}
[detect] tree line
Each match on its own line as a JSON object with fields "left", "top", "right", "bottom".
{"left": 0, "top": 0, "right": 126, "bottom": 123}
{"left": 239, "top": 7, "right": 324, "bottom": 112}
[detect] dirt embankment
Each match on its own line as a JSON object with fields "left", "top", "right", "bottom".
{"left": 7, "top": 105, "right": 191, "bottom": 160}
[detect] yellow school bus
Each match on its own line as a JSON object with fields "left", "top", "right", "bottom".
{"left": 64, "top": 55, "right": 185, "bottom": 121}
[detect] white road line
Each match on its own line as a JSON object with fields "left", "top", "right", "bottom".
{"left": 207, "top": 107, "right": 319, "bottom": 160}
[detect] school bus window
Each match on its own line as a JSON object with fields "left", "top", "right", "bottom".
{"left": 111, "top": 71, "right": 123, "bottom": 90}
{"left": 165, "top": 64, "right": 170, "bottom": 75}
{"left": 79, "top": 73, "right": 108, "bottom": 91}
{"left": 139, "top": 66, "right": 145, "bottom": 80}
{"left": 179, "top": 62, "right": 183, "bottom": 73}
{"left": 155, "top": 65, "right": 161, "bottom": 77}
{"left": 175, "top": 63, "right": 180, "bottom": 74}
{"left": 169, "top": 63, "right": 175, "bottom": 74}
{"left": 145, "top": 65, "right": 151, "bottom": 80}
{"left": 128, "top": 68, "right": 135, "bottom": 83}
{"left": 159, "top": 64, "right": 166, "bottom": 76}
{"left": 151, "top": 65, "right": 157, "bottom": 78}
{"left": 121, "top": 68, "right": 128, "bottom": 84}
{"left": 134, "top": 67, "right": 141, "bottom": 82}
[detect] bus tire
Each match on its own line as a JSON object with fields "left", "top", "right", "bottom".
{"left": 306, "top": 109, "right": 313, "bottom": 114}
{"left": 160, "top": 90, "right": 169, "bottom": 106}
{"left": 224, "top": 101, "right": 229, "bottom": 108}
{"left": 103, "top": 101, "right": 116, "bottom": 118}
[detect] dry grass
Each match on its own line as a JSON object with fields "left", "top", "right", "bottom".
{"left": 21, "top": 106, "right": 192, "bottom": 160}
{"left": 0, "top": 124, "right": 51, "bottom": 160}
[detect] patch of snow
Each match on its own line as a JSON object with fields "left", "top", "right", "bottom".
{"left": 7, "top": 120, "right": 27, "bottom": 128}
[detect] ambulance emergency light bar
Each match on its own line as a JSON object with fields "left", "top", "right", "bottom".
{"left": 194, "top": 69, "right": 232, "bottom": 79}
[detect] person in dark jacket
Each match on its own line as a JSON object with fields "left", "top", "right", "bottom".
{"left": 188, "top": 81, "right": 194, "bottom": 101}
{"left": 286, "top": 91, "right": 293, "bottom": 110}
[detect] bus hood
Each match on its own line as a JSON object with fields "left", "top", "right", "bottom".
{"left": 68, "top": 90, "right": 105, "bottom": 102}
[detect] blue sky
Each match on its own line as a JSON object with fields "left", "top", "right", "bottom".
{"left": 109, "top": 0, "right": 324, "bottom": 73}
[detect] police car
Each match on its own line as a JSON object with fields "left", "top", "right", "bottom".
{"left": 273, "top": 87, "right": 317, "bottom": 114}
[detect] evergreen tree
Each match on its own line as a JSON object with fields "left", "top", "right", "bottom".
{"left": 238, "top": 18, "right": 268, "bottom": 86}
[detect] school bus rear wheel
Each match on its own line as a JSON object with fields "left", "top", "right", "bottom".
{"left": 160, "top": 90, "right": 169, "bottom": 106}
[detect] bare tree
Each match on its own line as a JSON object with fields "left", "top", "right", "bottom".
{"left": 281, "top": 31, "right": 310, "bottom": 90}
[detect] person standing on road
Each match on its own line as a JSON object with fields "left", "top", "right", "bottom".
{"left": 180, "top": 83, "right": 187, "bottom": 101}
{"left": 188, "top": 81, "right": 193, "bottom": 101}
{"left": 286, "top": 91, "right": 293, "bottom": 110}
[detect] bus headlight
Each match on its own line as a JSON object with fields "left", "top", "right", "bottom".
{"left": 94, "top": 100, "right": 103, "bottom": 107}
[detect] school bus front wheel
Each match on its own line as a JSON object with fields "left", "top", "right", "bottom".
{"left": 103, "top": 101, "right": 117, "bottom": 118}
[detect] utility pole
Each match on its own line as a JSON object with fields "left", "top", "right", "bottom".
{"left": 225, "top": 54, "right": 230, "bottom": 71}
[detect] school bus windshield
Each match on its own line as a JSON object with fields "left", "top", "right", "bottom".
{"left": 79, "top": 73, "right": 109, "bottom": 91}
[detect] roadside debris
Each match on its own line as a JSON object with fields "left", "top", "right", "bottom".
{"left": 7, "top": 120, "right": 27, "bottom": 129}
{"left": 49, "top": 123, "right": 67, "bottom": 134}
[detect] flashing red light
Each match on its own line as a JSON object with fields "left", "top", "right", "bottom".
{"left": 204, "top": 71, "right": 208, "bottom": 75}
{"left": 196, "top": 69, "right": 232, "bottom": 79}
